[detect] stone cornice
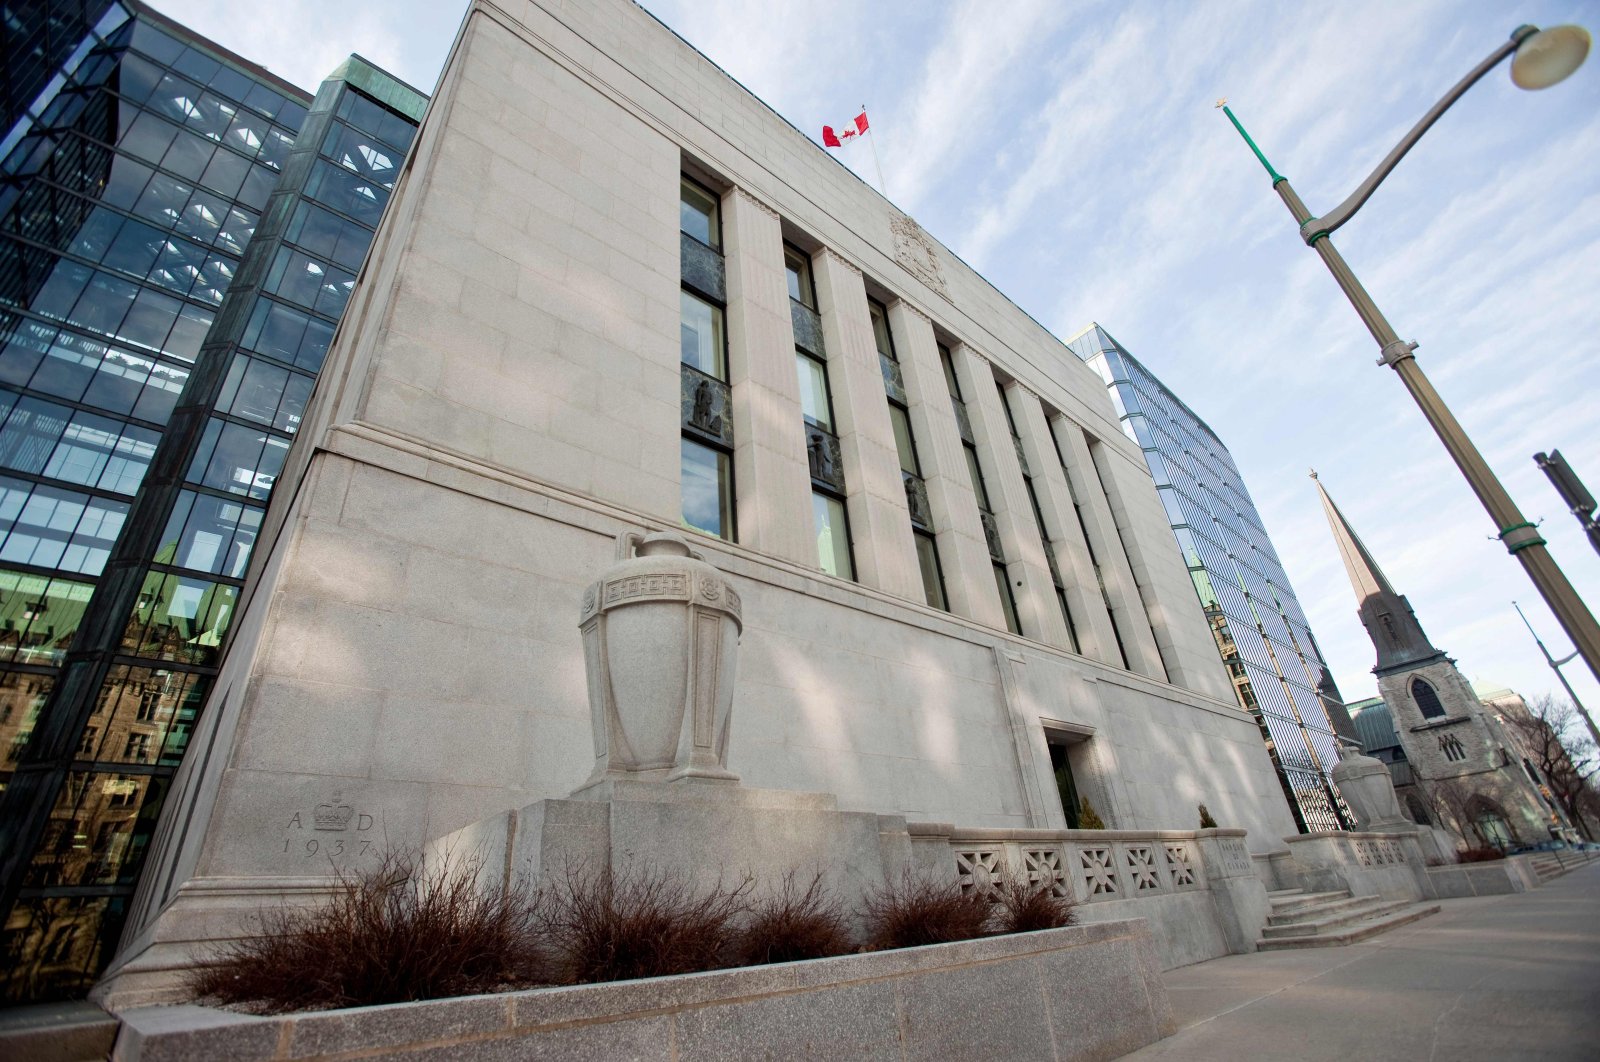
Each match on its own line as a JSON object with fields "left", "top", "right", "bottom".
{"left": 730, "top": 186, "right": 777, "bottom": 221}
{"left": 821, "top": 247, "right": 861, "bottom": 277}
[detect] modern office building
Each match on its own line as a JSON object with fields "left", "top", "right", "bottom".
{"left": 92, "top": 0, "right": 1307, "bottom": 1002}
{"left": 1067, "top": 324, "right": 1353, "bottom": 833}
{"left": 0, "top": 0, "right": 424, "bottom": 1003}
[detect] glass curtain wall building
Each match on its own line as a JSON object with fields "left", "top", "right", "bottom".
{"left": 1067, "top": 324, "right": 1352, "bottom": 833}
{"left": 0, "top": 0, "right": 424, "bottom": 1003}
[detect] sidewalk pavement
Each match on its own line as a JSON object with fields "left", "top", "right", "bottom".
{"left": 1124, "top": 861, "right": 1600, "bottom": 1061}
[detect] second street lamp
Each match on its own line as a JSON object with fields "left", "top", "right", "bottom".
{"left": 1220, "top": 24, "right": 1600, "bottom": 692}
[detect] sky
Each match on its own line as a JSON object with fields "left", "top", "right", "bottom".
{"left": 147, "top": 0, "right": 1600, "bottom": 718}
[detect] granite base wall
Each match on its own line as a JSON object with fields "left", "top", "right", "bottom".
{"left": 111, "top": 919, "right": 1173, "bottom": 1062}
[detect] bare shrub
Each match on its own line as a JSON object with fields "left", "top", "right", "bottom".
{"left": 730, "top": 871, "right": 853, "bottom": 966}
{"left": 1457, "top": 846, "right": 1505, "bottom": 863}
{"left": 859, "top": 873, "right": 991, "bottom": 950}
{"left": 991, "top": 877, "right": 1077, "bottom": 934}
{"left": 542, "top": 864, "right": 752, "bottom": 984}
{"left": 189, "top": 849, "right": 543, "bottom": 1013}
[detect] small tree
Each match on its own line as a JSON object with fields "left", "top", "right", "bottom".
{"left": 1198, "top": 804, "right": 1218, "bottom": 829}
{"left": 1077, "top": 798, "right": 1105, "bottom": 830}
{"left": 1507, "top": 695, "right": 1598, "bottom": 840}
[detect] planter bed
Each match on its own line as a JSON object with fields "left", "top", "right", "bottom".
{"left": 113, "top": 918, "right": 1172, "bottom": 1061}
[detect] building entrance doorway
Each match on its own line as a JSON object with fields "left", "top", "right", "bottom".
{"left": 1047, "top": 734, "right": 1083, "bottom": 829}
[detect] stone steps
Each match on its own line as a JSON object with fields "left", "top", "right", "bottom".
{"left": 1265, "top": 889, "right": 1351, "bottom": 916}
{"left": 1256, "top": 903, "right": 1440, "bottom": 950}
{"left": 1267, "top": 891, "right": 1374, "bottom": 920}
{"left": 1261, "top": 896, "right": 1417, "bottom": 938}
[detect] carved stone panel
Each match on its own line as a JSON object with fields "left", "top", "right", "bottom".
{"left": 790, "top": 300, "right": 825, "bottom": 357}
{"left": 680, "top": 231, "right": 726, "bottom": 303}
{"left": 879, "top": 352, "right": 907, "bottom": 404}
{"left": 805, "top": 425, "right": 845, "bottom": 493}
{"left": 681, "top": 365, "right": 733, "bottom": 446}
{"left": 903, "top": 471, "right": 932, "bottom": 530}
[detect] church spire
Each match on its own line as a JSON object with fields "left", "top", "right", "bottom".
{"left": 1311, "top": 472, "right": 1442, "bottom": 674}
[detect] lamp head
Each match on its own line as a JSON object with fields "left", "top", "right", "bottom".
{"left": 1511, "top": 24, "right": 1590, "bottom": 89}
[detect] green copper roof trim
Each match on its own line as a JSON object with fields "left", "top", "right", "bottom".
{"left": 325, "top": 54, "right": 429, "bottom": 122}
{"left": 1221, "top": 105, "right": 1281, "bottom": 182}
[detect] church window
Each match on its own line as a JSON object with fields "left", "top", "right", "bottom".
{"left": 1438, "top": 733, "right": 1465, "bottom": 762}
{"left": 1411, "top": 678, "right": 1445, "bottom": 719}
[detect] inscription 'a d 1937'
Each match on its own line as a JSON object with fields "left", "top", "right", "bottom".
{"left": 282, "top": 796, "right": 377, "bottom": 860}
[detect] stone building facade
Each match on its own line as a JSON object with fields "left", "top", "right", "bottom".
{"left": 101, "top": 0, "right": 1301, "bottom": 988}
{"left": 1316, "top": 476, "right": 1551, "bottom": 847}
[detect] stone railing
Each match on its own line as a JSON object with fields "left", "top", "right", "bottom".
{"left": 906, "top": 824, "right": 1268, "bottom": 968}
{"left": 914, "top": 826, "right": 1208, "bottom": 905}
{"left": 1279, "top": 829, "right": 1429, "bottom": 902}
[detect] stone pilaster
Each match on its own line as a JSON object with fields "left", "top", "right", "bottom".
{"left": 1088, "top": 439, "right": 1231, "bottom": 701}
{"left": 955, "top": 346, "right": 1068, "bottom": 648}
{"left": 884, "top": 300, "right": 1002, "bottom": 625}
{"left": 1050, "top": 416, "right": 1167, "bottom": 679}
{"left": 1010, "top": 388, "right": 1116, "bottom": 663}
{"left": 720, "top": 187, "right": 813, "bottom": 563}
{"left": 811, "top": 249, "right": 921, "bottom": 599}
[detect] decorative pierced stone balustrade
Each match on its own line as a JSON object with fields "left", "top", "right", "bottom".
{"left": 906, "top": 824, "right": 1269, "bottom": 969}
{"left": 937, "top": 829, "right": 1207, "bottom": 904}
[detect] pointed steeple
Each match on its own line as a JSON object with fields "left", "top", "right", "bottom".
{"left": 1311, "top": 472, "right": 1442, "bottom": 674}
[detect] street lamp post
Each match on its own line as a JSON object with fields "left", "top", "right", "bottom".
{"left": 1220, "top": 25, "right": 1600, "bottom": 692}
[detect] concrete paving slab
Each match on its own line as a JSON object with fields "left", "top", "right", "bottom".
{"left": 1125, "top": 863, "right": 1600, "bottom": 1061}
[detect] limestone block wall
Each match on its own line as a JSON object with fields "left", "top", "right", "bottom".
{"left": 111, "top": 0, "right": 1300, "bottom": 968}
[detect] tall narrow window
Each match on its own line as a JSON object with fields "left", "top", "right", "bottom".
{"left": 678, "top": 176, "right": 733, "bottom": 540}
{"left": 872, "top": 299, "right": 944, "bottom": 610}
{"left": 679, "top": 177, "right": 720, "bottom": 250}
{"left": 999, "top": 380, "right": 1074, "bottom": 648}
{"left": 797, "top": 349, "right": 853, "bottom": 580}
{"left": 785, "top": 245, "right": 814, "bottom": 308}
{"left": 942, "top": 344, "right": 1019, "bottom": 634}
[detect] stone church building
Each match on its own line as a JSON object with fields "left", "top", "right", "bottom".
{"left": 1315, "top": 475, "right": 1551, "bottom": 847}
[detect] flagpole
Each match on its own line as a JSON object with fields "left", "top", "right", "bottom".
{"left": 863, "top": 104, "right": 887, "bottom": 198}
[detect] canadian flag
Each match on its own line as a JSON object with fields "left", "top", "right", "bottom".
{"left": 822, "top": 111, "right": 869, "bottom": 148}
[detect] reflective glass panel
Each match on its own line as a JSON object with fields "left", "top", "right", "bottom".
{"left": 784, "top": 246, "right": 813, "bottom": 308}
{"left": 993, "top": 563, "right": 1021, "bottom": 634}
{"left": 795, "top": 352, "right": 833, "bottom": 431}
{"left": 811, "top": 492, "right": 853, "bottom": 580}
{"left": 679, "top": 178, "right": 719, "bottom": 249}
{"left": 680, "top": 437, "right": 732, "bottom": 541}
{"left": 887, "top": 404, "right": 918, "bottom": 475}
{"left": 914, "top": 530, "right": 946, "bottom": 611}
{"left": 679, "top": 291, "right": 724, "bottom": 378}
{"left": 120, "top": 570, "right": 237, "bottom": 665}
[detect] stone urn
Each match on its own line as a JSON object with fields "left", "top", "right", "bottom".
{"left": 1330, "top": 738, "right": 1411, "bottom": 832}
{"left": 577, "top": 531, "right": 742, "bottom": 787}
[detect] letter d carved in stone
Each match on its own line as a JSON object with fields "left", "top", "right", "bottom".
{"left": 578, "top": 531, "right": 742, "bottom": 788}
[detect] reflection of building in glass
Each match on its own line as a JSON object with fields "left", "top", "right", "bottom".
{"left": 1067, "top": 324, "right": 1353, "bottom": 833}
{"left": 0, "top": 0, "right": 425, "bottom": 1003}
